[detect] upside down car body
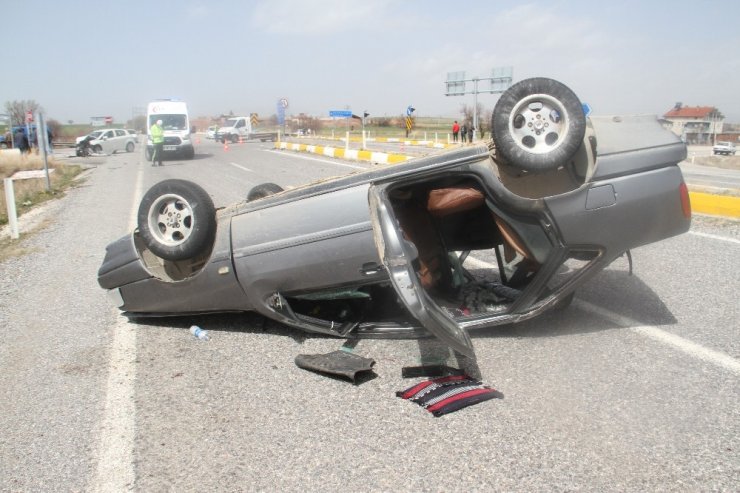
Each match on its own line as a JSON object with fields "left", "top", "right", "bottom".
{"left": 98, "top": 78, "right": 691, "bottom": 357}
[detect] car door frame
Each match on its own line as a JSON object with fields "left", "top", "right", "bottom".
{"left": 368, "top": 183, "right": 476, "bottom": 357}
{"left": 99, "top": 129, "right": 116, "bottom": 154}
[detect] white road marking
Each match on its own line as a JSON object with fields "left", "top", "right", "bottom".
{"left": 576, "top": 300, "right": 740, "bottom": 375}
{"left": 230, "top": 162, "right": 253, "bottom": 172}
{"left": 689, "top": 231, "right": 740, "bottom": 245}
{"left": 466, "top": 256, "right": 740, "bottom": 374}
{"left": 93, "top": 169, "right": 141, "bottom": 492}
{"left": 263, "top": 149, "right": 367, "bottom": 170}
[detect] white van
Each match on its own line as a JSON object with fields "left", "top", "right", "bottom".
{"left": 146, "top": 100, "right": 195, "bottom": 160}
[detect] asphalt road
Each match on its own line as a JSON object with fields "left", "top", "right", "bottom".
{"left": 0, "top": 139, "right": 738, "bottom": 492}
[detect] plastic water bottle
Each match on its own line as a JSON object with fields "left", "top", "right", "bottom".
{"left": 190, "top": 325, "right": 210, "bottom": 341}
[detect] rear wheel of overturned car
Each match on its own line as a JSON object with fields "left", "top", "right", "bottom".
{"left": 137, "top": 179, "right": 216, "bottom": 261}
{"left": 247, "top": 182, "right": 284, "bottom": 201}
{"left": 492, "top": 77, "right": 586, "bottom": 173}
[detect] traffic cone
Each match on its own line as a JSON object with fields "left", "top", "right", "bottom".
{"left": 196, "top": 136, "right": 201, "bottom": 144}
{"left": 224, "top": 141, "right": 229, "bottom": 151}
{"left": 239, "top": 135, "right": 244, "bottom": 144}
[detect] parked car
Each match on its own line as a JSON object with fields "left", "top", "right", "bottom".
{"left": 125, "top": 129, "right": 139, "bottom": 143}
{"left": 97, "top": 78, "right": 691, "bottom": 357}
{"left": 712, "top": 141, "right": 736, "bottom": 155}
{"left": 206, "top": 125, "right": 218, "bottom": 139}
{"left": 76, "top": 128, "right": 136, "bottom": 154}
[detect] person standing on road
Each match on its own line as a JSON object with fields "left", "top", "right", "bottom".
{"left": 150, "top": 119, "right": 164, "bottom": 166}
{"left": 460, "top": 123, "right": 468, "bottom": 144}
{"left": 46, "top": 126, "right": 54, "bottom": 154}
{"left": 14, "top": 128, "right": 29, "bottom": 154}
{"left": 452, "top": 120, "right": 460, "bottom": 142}
{"left": 467, "top": 124, "right": 474, "bottom": 144}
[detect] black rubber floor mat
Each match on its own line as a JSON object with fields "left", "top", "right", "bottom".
{"left": 295, "top": 350, "right": 376, "bottom": 383}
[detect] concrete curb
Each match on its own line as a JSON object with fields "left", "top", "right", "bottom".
{"left": 688, "top": 192, "right": 740, "bottom": 218}
{"left": 275, "top": 141, "right": 413, "bottom": 165}
{"left": 274, "top": 142, "right": 740, "bottom": 218}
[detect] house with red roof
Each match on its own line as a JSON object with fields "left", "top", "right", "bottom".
{"left": 663, "top": 103, "right": 724, "bottom": 145}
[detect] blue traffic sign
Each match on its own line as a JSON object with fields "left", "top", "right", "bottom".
{"left": 406, "top": 105, "right": 415, "bottom": 116}
{"left": 329, "top": 110, "right": 353, "bottom": 118}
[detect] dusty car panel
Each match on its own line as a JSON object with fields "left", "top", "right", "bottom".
{"left": 97, "top": 78, "right": 691, "bottom": 358}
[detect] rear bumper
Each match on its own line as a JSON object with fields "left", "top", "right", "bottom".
{"left": 546, "top": 165, "right": 691, "bottom": 259}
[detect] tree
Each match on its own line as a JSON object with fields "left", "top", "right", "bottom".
{"left": 4, "top": 100, "right": 43, "bottom": 126}
{"left": 479, "top": 108, "right": 492, "bottom": 139}
{"left": 128, "top": 115, "right": 147, "bottom": 132}
{"left": 295, "top": 113, "right": 322, "bottom": 134}
{"left": 460, "top": 102, "right": 490, "bottom": 138}
{"left": 46, "top": 119, "right": 62, "bottom": 139}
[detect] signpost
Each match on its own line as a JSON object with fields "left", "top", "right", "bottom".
{"left": 329, "top": 110, "right": 353, "bottom": 118}
{"left": 405, "top": 106, "right": 415, "bottom": 137}
{"left": 277, "top": 98, "right": 288, "bottom": 134}
{"left": 445, "top": 66, "right": 513, "bottom": 141}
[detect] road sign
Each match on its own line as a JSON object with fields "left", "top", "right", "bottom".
{"left": 250, "top": 113, "right": 259, "bottom": 125}
{"left": 279, "top": 98, "right": 289, "bottom": 109}
{"left": 405, "top": 116, "right": 413, "bottom": 130}
{"left": 406, "top": 106, "right": 415, "bottom": 116}
{"left": 329, "top": 110, "right": 352, "bottom": 118}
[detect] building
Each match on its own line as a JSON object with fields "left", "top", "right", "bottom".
{"left": 662, "top": 104, "right": 724, "bottom": 145}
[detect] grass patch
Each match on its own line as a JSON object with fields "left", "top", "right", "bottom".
{"left": 0, "top": 153, "right": 84, "bottom": 225}
{"left": 0, "top": 226, "right": 42, "bottom": 262}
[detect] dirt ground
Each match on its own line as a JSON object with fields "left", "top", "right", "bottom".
{"left": 692, "top": 155, "right": 740, "bottom": 170}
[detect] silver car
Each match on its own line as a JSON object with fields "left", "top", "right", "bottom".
{"left": 98, "top": 78, "right": 691, "bottom": 357}
{"left": 75, "top": 128, "right": 136, "bottom": 154}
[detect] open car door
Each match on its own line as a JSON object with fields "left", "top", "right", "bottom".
{"left": 369, "top": 185, "right": 476, "bottom": 358}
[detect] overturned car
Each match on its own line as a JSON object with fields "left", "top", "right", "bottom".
{"left": 98, "top": 78, "right": 691, "bottom": 357}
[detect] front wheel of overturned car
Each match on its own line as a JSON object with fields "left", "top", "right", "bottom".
{"left": 247, "top": 182, "right": 284, "bottom": 201}
{"left": 492, "top": 77, "right": 586, "bottom": 173}
{"left": 137, "top": 179, "right": 216, "bottom": 261}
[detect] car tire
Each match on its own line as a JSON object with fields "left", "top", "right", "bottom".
{"left": 492, "top": 77, "right": 586, "bottom": 173}
{"left": 126, "top": 142, "right": 135, "bottom": 152}
{"left": 137, "top": 179, "right": 216, "bottom": 261}
{"left": 184, "top": 146, "right": 195, "bottom": 159}
{"left": 231, "top": 134, "right": 239, "bottom": 144}
{"left": 92, "top": 144, "right": 103, "bottom": 154}
{"left": 247, "top": 182, "right": 284, "bottom": 201}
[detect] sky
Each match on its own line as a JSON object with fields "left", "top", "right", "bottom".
{"left": 2, "top": 0, "right": 739, "bottom": 125}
